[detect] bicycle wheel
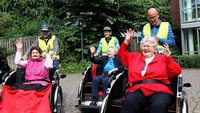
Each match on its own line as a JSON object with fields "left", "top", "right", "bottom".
{"left": 180, "top": 98, "right": 188, "bottom": 113}
{"left": 53, "top": 85, "right": 63, "bottom": 113}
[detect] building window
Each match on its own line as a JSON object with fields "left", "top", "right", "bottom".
{"left": 198, "top": 28, "right": 200, "bottom": 53}
{"left": 181, "top": 0, "right": 200, "bottom": 22}
{"left": 197, "top": 7, "right": 200, "bottom": 19}
{"left": 183, "top": 28, "right": 198, "bottom": 54}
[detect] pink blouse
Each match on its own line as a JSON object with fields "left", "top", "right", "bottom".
{"left": 14, "top": 51, "right": 53, "bottom": 85}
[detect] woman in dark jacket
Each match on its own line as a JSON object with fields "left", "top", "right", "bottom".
{"left": 89, "top": 45, "right": 124, "bottom": 106}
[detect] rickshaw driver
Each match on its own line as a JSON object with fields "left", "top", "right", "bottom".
{"left": 22, "top": 24, "right": 60, "bottom": 69}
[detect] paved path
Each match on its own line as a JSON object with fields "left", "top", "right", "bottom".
{"left": 60, "top": 69, "right": 200, "bottom": 113}
{"left": 182, "top": 69, "right": 200, "bottom": 113}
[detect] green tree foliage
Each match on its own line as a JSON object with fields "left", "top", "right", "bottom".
{"left": 0, "top": 0, "right": 172, "bottom": 61}
{"left": 0, "top": 46, "right": 12, "bottom": 57}
{"left": 0, "top": 12, "right": 14, "bottom": 37}
{"left": 0, "top": 0, "right": 66, "bottom": 37}
{"left": 62, "top": 0, "right": 172, "bottom": 61}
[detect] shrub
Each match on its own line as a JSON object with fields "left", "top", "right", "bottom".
{"left": 0, "top": 47, "right": 13, "bottom": 57}
{"left": 59, "top": 60, "right": 91, "bottom": 74}
{"left": 177, "top": 55, "right": 200, "bottom": 68}
{"left": 58, "top": 55, "right": 200, "bottom": 74}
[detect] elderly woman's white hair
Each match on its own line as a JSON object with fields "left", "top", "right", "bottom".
{"left": 108, "top": 46, "right": 118, "bottom": 54}
{"left": 140, "top": 36, "right": 158, "bottom": 50}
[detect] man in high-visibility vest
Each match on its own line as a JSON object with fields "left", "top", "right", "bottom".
{"left": 140, "top": 8, "right": 175, "bottom": 54}
{"left": 23, "top": 24, "right": 59, "bottom": 69}
{"left": 95, "top": 26, "right": 120, "bottom": 56}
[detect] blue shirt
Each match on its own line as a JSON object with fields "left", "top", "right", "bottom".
{"left": 140, "top": 21, "right": 175, "bottom": 47}
{"left": 103, "top": 59, "right": 115, "bottom": 72}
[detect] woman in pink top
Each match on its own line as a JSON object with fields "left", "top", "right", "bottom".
{"left": 14, "top": 40, "right": 53, "bottom": 90}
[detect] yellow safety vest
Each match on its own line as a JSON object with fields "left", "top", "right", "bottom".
{"left": 101, "top": 37, "right": 115, "bottom": 56}
{"left": 38, "top": 35, "right": 60, "bottom": 59}
{"left": 143, "top": 22, "right": 169, "bottom": 53}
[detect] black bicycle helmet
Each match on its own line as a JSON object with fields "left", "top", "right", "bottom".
{"left": 103, "top": 26, "right": 112, "bottom": 31}
{"left": 40, "top": 24, "right": 50, "bottom": 31}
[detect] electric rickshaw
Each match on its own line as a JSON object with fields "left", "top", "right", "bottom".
{"left": 76, "top": 63, "right": 123, "bottom": 112}
{"left": 0, "top": 52, "right": 10, "bottom": 99}
{"left": 101, "top": 56, "right": 191, "bottom": 113}
{"left": 0, "top": 52, "right": 10, "bottom": 84}
{"left": 76, "top": 63, "right": 106, "bottom": 111}
{"left": 77, "top": 64, "right": 191, "bottom": 113}
{"left": 100, "top": 70, "right": 191, "bottom": 113}
{"left": 1, "top": 67, "right": 66, "bottom": 113}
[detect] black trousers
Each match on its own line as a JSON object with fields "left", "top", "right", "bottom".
{"left": 121, "top": 90, "right": 172, "bottom": 113}
{"left": 92, "top": 75, "right": 110, "bottom": 99}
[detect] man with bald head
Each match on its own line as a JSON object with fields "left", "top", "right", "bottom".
{"left": 140, "top": 8, "right": 175, "bottom": 54}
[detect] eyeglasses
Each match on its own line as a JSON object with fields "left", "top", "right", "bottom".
{"left": 148, "top": 15, "right": 158, "bottom": 20}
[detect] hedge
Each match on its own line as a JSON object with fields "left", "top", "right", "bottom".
{"left": 58, "top": 55, "right": 200, "bottom": 74}
{"left": 177, "top": 55, "right": 200, "bottom": 68}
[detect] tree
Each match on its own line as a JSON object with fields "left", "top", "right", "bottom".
{"left": 62, "top": 0, "right": 171, "bottom": 60}
{"left": 0, "top": 0, "right": 172, "bottom": 61}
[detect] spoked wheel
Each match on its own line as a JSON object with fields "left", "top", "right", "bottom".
{"left": 53, "top": 86, "right": 63, "bottom": 113}
{"left": 180, "top": 98, "right": 188, "bottom": 113}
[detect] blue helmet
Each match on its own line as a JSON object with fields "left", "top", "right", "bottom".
{"left": 40, "top": 24, "right": 50, "bottom": 31}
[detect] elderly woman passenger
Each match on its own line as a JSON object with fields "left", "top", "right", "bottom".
{"left": 14, "top": 40, "right": 53, "bottom": 90}
{"left": 0, "top": 40, "right": 53, "bottom": 113}
{"left": 89, "top": 45, "right": 124, "bottom": 106}
{"left": 118, "top": 30, "right": 181, "bottom": 113}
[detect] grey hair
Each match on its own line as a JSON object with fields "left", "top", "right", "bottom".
{"left": 140, "top": 36, "right": 158, "bottom": 50}
{"left": 108, "top": 46, "right": 118, "bottom": 54}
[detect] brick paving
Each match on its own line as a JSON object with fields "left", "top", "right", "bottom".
{"left": 60, "top": 73, "right": 82, "bottom": 113}
{"left": 60, "top": 69, "right": 200, "bottom": 113}
{"left": 182, "top": 69, "right": 200, "bottom": 113}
